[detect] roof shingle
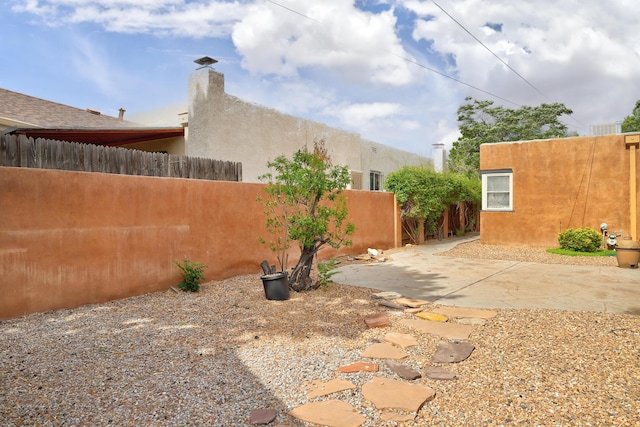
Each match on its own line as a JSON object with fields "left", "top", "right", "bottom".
{"left": 0, "top": 88, "right": 136, "bottom": 128}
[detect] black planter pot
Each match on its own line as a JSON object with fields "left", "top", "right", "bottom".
{"left": 260, "top": 271, "right": 290, "bottom": 300}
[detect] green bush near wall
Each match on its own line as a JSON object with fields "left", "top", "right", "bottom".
{"left": 557, "top": 228, "right": 602, "bottom": 253}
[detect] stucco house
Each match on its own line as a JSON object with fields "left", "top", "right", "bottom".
{"left": 134, "top": 67, "right": 433, "bottom": 189}
{"left": 480, "top": 133, "right": 639, "bottom": 247}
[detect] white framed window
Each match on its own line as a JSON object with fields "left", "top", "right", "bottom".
{"left": 370, "top": 171, "right": 383, "bottom": 191}
{"left": 482, "top": 170, "right": 513, "bottom": 211}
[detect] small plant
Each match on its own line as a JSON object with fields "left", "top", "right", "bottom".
{"left": 316, "top": 258, "right": 339, "bottom": 289}
{"left": 557, "top": 227, "right": 602, "bottom": 253}
{"left": 174, "top": 259, "right": 208, "bottom": 292}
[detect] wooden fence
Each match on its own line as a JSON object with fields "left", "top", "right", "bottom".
{"left": 0, "top": 134, "right": 242, "bottom": 181}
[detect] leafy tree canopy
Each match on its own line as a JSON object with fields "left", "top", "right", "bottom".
{"left": 621, "top": 100, "right": 640, "bottom": 133}
{"left": 385, "top": 166, "right": 481, "bottom": 244}
{"left": 259, "top": 140, "right": 355, "bottom": 291}
{"left": 449, "top": 97, "right": 573, "bottom": 177}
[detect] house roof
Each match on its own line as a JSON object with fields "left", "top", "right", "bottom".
{"left": 0, "top": 87, "right": 135, "bottom": 128}
{"left": 0, "top": 87, "right": 184, "bottom": 145}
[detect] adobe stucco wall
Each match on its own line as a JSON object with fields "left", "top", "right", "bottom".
{"left": 0, "top": 167, "right": 400, "bottom": 319}
{"left": 480, "top": 134, "right": 639, "bottom": 247}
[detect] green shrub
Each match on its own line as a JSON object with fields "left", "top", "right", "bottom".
{"left": 316, "top": 258, "right": 339, "bottom": 289}
{"left": 557, "top": 228, "right": 602, "bottom": 253}
{"left": 174, "top": 260, "right": 208, "bottom": 292}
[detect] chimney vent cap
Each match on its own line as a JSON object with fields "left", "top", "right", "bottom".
{"left": 194, "top": 56, "right": 218, "bottom": 69}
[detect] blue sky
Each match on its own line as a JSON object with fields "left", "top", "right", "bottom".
{"left": 1, "top": 0, "right": 638, "bottom": 157}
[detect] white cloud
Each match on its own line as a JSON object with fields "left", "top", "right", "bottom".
{"left": 232, "top": 0, "right": 417, "bottom": 85}
{"left": 326, "top": 101, "right": 401, "bottom": 127}
{"left": 12, "top": 0, "right": 246, "bottom": 37}
{"left": 406, "top": 0, "right": 640, "bottom": 132}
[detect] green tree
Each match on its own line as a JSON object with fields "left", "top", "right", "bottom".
{"left": 621, "top": 100, "right": 640, "bottom": 132}
{"left": 385, "top": 166, "right": 481, "bottom": 244}
{"left": 449, "top": 97, "right": 573, "bottom": 177}
{"left": 259, "top": 140, "right": 355, "bottom": 292}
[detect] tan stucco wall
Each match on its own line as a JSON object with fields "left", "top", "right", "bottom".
{"left": 0, "top": 167, "right": 400, "bottom": 319}
{"left": 480, "top": 134, "right": 639, "bottom": 247}
{"left": 187, "top": 69, "right": 431, "bottom": 185}
{"left": 360, "top": 139, "right": 432, "bottom": 189}
{"left": 124, "top": 136, "right": 185, "bottom": 155}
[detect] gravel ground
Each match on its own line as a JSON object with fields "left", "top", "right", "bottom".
{"left": 1, "top": 243, "right": 638, "bottom": 426}
{"left": 437, "top": 239, "right": 619, "bottom": 267}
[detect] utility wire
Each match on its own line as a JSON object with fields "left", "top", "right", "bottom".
{"left": 265, "top": 0, "right": 589, "bottom": 131}
{"left": 265, "top": 0, "right": 320, "bottom": 23}
{"left": 431, "top": 0, "right": 589, "bottom": 132}
{"left": 431, "top": 0, "right": 549, "bottom": 102}
{"left": 392, "top": 53, "right": 521, "bottom": 107}
{"left": 265, "top": 0, "right": 523, "bottom": 107}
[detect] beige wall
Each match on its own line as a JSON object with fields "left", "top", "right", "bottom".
{"left": 0, "top": 167, "right": 400, "bottom": 319}
{"left": 480, "top": 134, "right": 639, "bottom": 247}
{"left": 187, "top": 69, "right": 431, "bottom": 186}
{"left": 125, "top": 136, "right": 185, "bottom": 155}
{"left": 360, "top": 139, "right": 432, "bottom": 189}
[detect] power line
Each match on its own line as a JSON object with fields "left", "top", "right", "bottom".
{"left": 391, "top": 53, "right": 521, "bottom": 107}
{"left": 431, "top": 0, "right": 549, "bottom": 102}
{"left": 265, "top": 0, "right": 523, "bottom": 107}
{"left": 265, "top": 0, "right": 320, "bottom": 23}
{"left": 430, "top": 0, "right": 589, "bottom": 132}
{"left": 264, "top": 0, "right": 587, "bottom": 131}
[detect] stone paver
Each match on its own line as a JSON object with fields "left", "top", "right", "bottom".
{"left": 399, "top": 318, "right": 475, "bottom": 340}
{"left": 385, "top": 360, "right": 421, "bottom": 380}
{"left": 362, "top": 377, "right": 435, "bottom": 411}
{"left": 394, "top": 297, "right": 430, "bottom": 308}
{"left": 250, "top": 408, "right": 276, "bottom": 424}
{"left": 378, "top": 300, "right": 407, "bottom": 310}
{"left": 424, "top": 366, "right": 458, "bottom": 380}
{"left": 337, "top": 362, "right": 379, "bottom": 373}
{"left": 289, "top": 400, "right": 365, "bottom": 427}
{"left": 307, "top": 378, "right": 357, "bottom": 398}
{"left": 415, "top": 311, "right": 448, "bottom": 322}
{"left": 364, "top": 313, "right": 391, "bottom": 328}
{"left": 384, "top": 332, "right": 418, "bottom": 349}
{"left": 361, "top": 343, "right": 408, "bottom": 360}
{"left": 432, "top": 341, "right": 475, "bottom": 363}
{"left": 372, "top": 291, "right": 403, "bottom": 299}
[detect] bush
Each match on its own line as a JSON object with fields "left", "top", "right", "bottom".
{"left": 557, "top": 228, "right": 602, "bottom": 252}
{"left": 174, "top": 260, "right": 208, "bottom": 292}
{"left": 316, "top": 258, "right": 339, "bottom": 289}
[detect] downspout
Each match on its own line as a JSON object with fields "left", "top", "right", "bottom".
{"left": 625, "top": 134, "right": 639, "bottom": 240}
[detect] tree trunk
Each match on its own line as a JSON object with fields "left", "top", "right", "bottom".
{"left": 288, "top": 247, "right": 317, "bottom": 291}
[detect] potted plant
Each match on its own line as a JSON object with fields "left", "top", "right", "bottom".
{"left": 257, "top": 139, "right": 355, "bottom": 297}
{"left": 257, "top": 191, "right": 292, "bottom": 300}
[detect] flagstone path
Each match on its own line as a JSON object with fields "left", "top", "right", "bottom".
{"left": 253, "top": 295, "right": 497, "bottom": 426}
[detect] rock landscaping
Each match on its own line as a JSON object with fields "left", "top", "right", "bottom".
{"left": 1, "top": 272, "right": 638, "bottom": 426}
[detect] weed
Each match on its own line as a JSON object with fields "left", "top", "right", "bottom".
{"left": 174, "top": 259, "right": 207, "bottom": 292}
{"left": 317, "top": 258, "right": 339, "bottom": 289}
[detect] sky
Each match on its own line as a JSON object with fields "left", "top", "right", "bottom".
{"left": 1, "top": 0, "right": 639, "bottom": 158}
